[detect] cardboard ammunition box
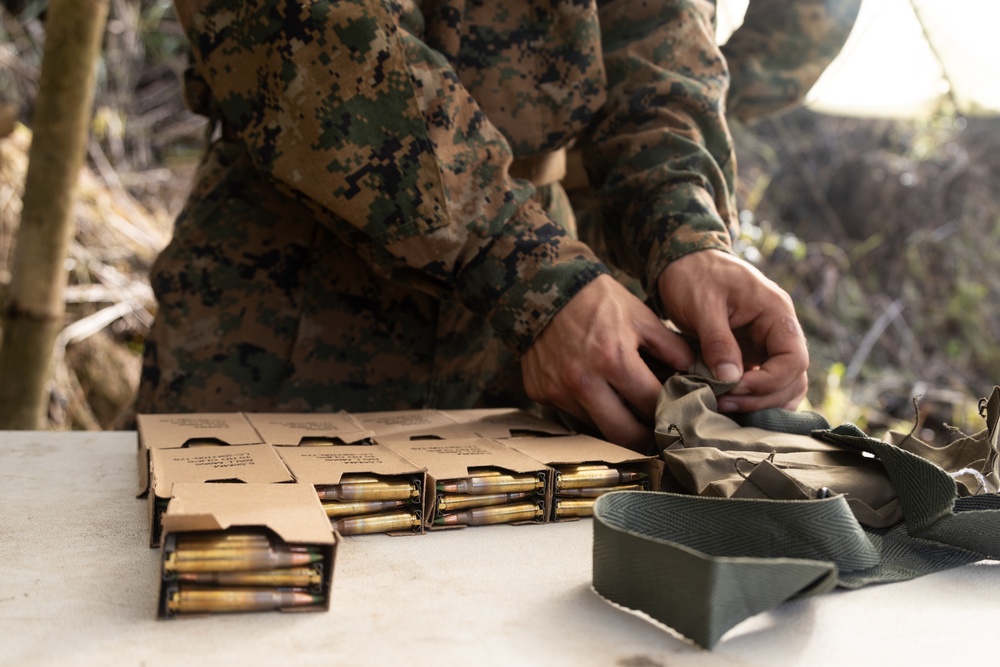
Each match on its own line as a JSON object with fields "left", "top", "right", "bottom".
{"left": 136, "top": 413, "right": 266, "bottom": 497}
{"left": 387, "top": 438, "right": 549, "bottom": 530}
{"left": 158, "top": 483, "right": 336, "bottom": 619}
{"left": 148, "top": 443, "right": 294, "bottom": 547}
{"left": 505, "top": 434, "right": 664, "bottom": 521}
{"left": 245, "top": 412, "right": 374, "bottom": 446}
{"left": 277, "top": 443, "right": 426, "bottom": 535}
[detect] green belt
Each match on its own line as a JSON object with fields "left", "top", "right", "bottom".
{"left": 592, "top": 377, "right": 1000, "bottom": 649}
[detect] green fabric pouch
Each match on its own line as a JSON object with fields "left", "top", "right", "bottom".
{"left": 592, "top": 370, "right": 1000, "bottom": 649}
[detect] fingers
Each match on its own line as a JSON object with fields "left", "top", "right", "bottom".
{"left": 520, "top": 274, "right": 694, "bottom": 451}
{"left": 591, "top": 317, "right": 694, "bottom": 449}
{"left": 635, "top": 313, "right": 696, "bottom": 379}
{"left": 579, "top": 381, "right": 656, "bottom": 452}
{"left": 609, "top": 294, "right": 697, "bottom": 424}
{"left": 682, "top": 292, "right": 745, "bottom": 385}
{"left": 521, "top": 338, "right": 656, "bottom": 451}
{"left": 659, "top": 250, "right": 810, "bottom": 413}
{"left": 718, "top": 314, "right": 809, "bottom": 412}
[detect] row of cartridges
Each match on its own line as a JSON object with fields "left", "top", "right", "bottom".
{"left": 318, "top": 463, "right": 650, "bottom": 535}
{"left": 161, "top": 530, "right": 326, "bottom": 616}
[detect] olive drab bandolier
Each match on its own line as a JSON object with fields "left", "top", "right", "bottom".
{"left": 592, "top": 368, "right": 1000, "bottom": 649}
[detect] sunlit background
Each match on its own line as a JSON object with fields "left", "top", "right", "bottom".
{"left": 718, "top": 0, "right": 1000, "bottom": 118}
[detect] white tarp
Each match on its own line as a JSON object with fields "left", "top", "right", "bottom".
{"left": 718, "top": 0, "right": 1000, "bottom": 118}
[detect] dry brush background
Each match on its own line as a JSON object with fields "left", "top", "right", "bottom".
{"left": 2, "top": 0, "right": 999, "bottom": 441}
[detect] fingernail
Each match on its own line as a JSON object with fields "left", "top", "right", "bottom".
{"left": 714, "top": 363, "right": 741, "bottom": 383}
{"left": 718, "top": 400, "right": 738, "bottom": 413}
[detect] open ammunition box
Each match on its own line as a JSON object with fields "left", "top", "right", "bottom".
{"left": 136, "top": 412, "right": 265, "bottom": 498}
{"left": 348, "top": 409, "right": 465, "bottom": 440}
{"left": 139, "top": 413, "right": 291, "bottom": 547}
{"left": 387, "top": 438, "right": 548, "bottom": 530}
{"left": 276, "top": 443, "right": 426, "bottom": 536}
{"left": 506, "top": 434, "right": 663, "bottom": 521}
{"left": 158, "top": 483, "right": 336, "bottom": 619}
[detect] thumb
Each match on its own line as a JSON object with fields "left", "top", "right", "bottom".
{"left": 692, "top": 313, "right": 744, "bottom": 386}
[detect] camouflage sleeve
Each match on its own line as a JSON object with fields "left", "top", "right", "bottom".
{"left": 723, "top": 0, "right": 862, "bottom": 123}
{"left": 174, "top": 0, "right": 608, "bottom": 354}
{"left": 583, "top": 0, "right": 738, "bottom": 312}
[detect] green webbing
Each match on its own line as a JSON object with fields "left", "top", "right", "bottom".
{"left": 592, "top": 384, "right": 1000, "bottom": 649}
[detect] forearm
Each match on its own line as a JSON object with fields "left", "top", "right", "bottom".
{"left": 585, "top": 0, "right": 738, "bottom": 312}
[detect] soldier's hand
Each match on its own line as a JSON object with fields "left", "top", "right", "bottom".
{"left": 520, "top": 274, "right": 694, "bottom": 451}
{"left": 658, "top": 249, "right": 809, "bottom": 413}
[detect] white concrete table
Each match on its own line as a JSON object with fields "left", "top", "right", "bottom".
{"left": 1, "top": 431, "right": 998, "bottom": 666}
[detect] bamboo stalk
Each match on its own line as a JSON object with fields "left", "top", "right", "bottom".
{"left": 0, "top": 0, "right": 110, "bottom": 429}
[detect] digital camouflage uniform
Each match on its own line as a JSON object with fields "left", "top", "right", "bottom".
{"left": 137, "top": 0, "right": 858, "bottom": 414}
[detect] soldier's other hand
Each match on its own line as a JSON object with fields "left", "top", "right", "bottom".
{"left": 520, "top": 274, "right": 694, "bottom": 451}
{"left": 658, "top": 249, "right": 809, "bottom": 413}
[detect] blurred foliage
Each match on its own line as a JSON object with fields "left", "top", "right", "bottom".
{"left": 1, "top": 0, "right": 203, "bottom": 194}
{"left": 0, "top": 0, "right": 195, "bottom": 429}
{"left": 732, "top": 109, "right": 1000, "bottom": 443}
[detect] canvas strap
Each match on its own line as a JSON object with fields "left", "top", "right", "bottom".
{"left": 592, "top": 380, "right": 1000, "bottom": 649}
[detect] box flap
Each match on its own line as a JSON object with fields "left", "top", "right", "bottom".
{"left": 505, "top": 434, "right": 655, "bottom": 466}
{"left": 137, "top": 412, "right": 265, "bottom": 496}
{"left": 162, "top": 482, "right": 335, "bottom": 544}
{"left": 151, "top": 444, "right": 294, "bottom": 498}
{"left": 437, "top": 408, "right": 573, "bottom": 438}
{"left": 245, "top": 412, "right": 374, "bottom": 446}
{"left": 278, "top": 443, "right": 423, "bottom": 484}
{"left": 387, "top": 438, "right": 545, "bottom": 480}
{"left": 349, "top": 409, "right": 460, "bottom": 438}
{"left": 137, "top": 413, "right": 265, "bottom": 450}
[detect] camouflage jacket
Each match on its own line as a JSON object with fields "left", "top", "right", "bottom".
{"left": 172, "top": 0, "right": 736, "bottom": 354}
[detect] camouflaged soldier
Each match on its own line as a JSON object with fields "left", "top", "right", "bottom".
{"left": 138, "top": 0, "right": 815, "bottom": 449}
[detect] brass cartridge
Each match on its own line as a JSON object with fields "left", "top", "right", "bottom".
{"left": 174, "top": 532, "right": 273, "bottom": 551}
{"left": 436, "top": 472, "right": 544, "bottom": 495}
{"left": 176, "top": 567, "right": 323, "bottom": 588}
{"left": 164, "top": 547, "right": 322, "bottom": 574}
{"left": 315, "top": 476, "right": 420, "bottom": 502}
{"left": 322, "top": 499, "right": 407, "bottom": 518}
{"left": 434, "top": 502, "right": 544, "bottom": 526}
{"left": 436, "top": 491, "right": 530, "bottom": 513}
{"left": 166, "top": 587, "right": 323, "bottom": 614}
{"left": 331, "top": 510, "right": 422, "bottom": 536}
{"left": 554, "top": 497, "right": 597, "bottom": 518}
{"left": 555, "top": 483, "right": 647, "bottom": 498}
{"left": 554, "top": 465, "right": 646, "bottom": 491}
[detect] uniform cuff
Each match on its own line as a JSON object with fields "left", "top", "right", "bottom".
{"left": 457, "top": 217, "right": 609, "bottom": 355}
